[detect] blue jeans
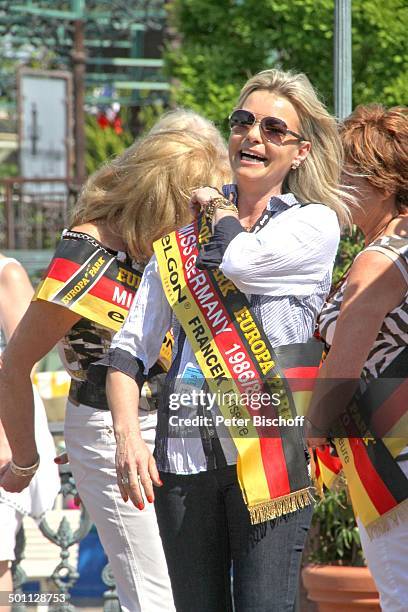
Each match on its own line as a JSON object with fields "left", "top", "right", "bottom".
{"left": 155, "top": 466, "right": 313, "bottom": 612}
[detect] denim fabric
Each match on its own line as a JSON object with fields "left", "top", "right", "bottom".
{"left": 155, "top": 466, "right": 313, "bottom": 612}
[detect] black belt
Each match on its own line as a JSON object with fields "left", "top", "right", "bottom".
{"left": 68, "top": 379, "right": 158, "bottom": 412}
{"left": 69, "top": 379, "right": 110, "bottom": 410}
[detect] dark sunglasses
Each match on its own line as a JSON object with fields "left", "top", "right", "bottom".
{"left": 229, "top": 109, "right": 304, "bottom": 144}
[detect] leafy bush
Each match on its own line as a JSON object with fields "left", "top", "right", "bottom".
{"left": 165, "top": 0, "right": 407, "bottom": 116}
{"left": 333, "top": 231, "right": 365, "bottom": 284}
{"left": 85, "top": 116, "right": 133, "bottom": 175}
{"left": 308, "top": 487, "right": 364, "bottom": 566}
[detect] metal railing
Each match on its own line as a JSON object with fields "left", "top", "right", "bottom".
{"left": 11, "top": 423, "right": 120, "bottom": 612}
{"left": 0, "top": 177, "right": 78, "bottom": 250}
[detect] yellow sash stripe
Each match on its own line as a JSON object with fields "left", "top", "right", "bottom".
{"left": 382, "top": 410, "right": 408, "bottom": 458}
{"left": 291, "top": 390, "right": 313, "bottom": 417}
{"left": 35, "top": 278, "right": 129, "bottom": 332}
{"left": 155, "top": 232, "right": 271, "bottom": 507}
{"left": 34, "top": 277, "right": 61, "bottom": 300}
{"left": 335, "top": 436, "right": 379, "bottom": 526}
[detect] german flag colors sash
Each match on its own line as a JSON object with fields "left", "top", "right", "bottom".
{"left": 314, "top": 446, "right": 343, "bottom": 495}
{"left": 154, "top": 218, "right": 320, "bottom": 524}
{"left": 34, "top": 231, "right": 173, "bottom": 370}
{"left": 34, "top": 230, "right": 141, "bottom": 331}
{"left": 334, "top": 349, "right": 408, "bottom": 538}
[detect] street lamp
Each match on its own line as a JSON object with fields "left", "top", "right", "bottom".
{"left": 334, "top": 0, "right": 352, "bottom": 120}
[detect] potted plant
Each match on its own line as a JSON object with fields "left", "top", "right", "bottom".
{"left": 302, "top": 487, "right": 380, "bottom": 611}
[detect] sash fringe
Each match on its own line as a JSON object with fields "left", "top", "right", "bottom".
{"left": 365, "top": 498, "right": 408, "bottom": 540}
{"left": 313, "top": 469, "right": 346, "bottom": 498}
{"left": 249, "top": 487, "right": 314, "bottom": 525}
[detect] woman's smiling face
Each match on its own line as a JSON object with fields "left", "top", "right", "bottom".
{"left": 229, "top": 90, "right": 309, "bottom": 193}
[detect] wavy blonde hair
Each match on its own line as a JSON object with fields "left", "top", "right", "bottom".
{"left": 71, "top": 110, "right": 231, "bottom": 261}
{"left": 237, "top": 69, "right": 352, "bottom": 228}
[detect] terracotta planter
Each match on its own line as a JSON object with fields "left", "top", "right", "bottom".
{"left": 302, "top": 564, "right": 380, "bottom": 611}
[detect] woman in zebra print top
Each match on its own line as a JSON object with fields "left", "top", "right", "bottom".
{"left": 308, "top": 103, "right": 408, "bottom": 612}
{"left": 319, "top": 232, "right": 408, "bottom": 383}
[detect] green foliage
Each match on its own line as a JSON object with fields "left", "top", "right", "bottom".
{"left": 166, "top": 0, "right": 407, "bottom": 117}
{"left": 333, "top": 230, "right": 364, "bottom": 284}
{"left": 85, "top": 116, "right": 133, "bottom": 175}
{"left": 137, "top": 97, "right": 167, "bottom": 134}
{"left": 0, "top": 162, "right": 18, "bottom": 179}
{"left": 352, "top": 0, "right": 408, "bottom": 106}
{"left": 309, "top": 487, "right": 364, "bottom": 566}
{"left": 165, "top": 0, "right": 334, "bottom": 120}
{"left": 165, "top": 0, "right": 404, "bottom": 274}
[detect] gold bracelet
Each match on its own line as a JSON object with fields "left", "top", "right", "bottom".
{"left": 10, "top": 455, "right": 40, "bottom": 478}
{"left": 205, "top": 197, "right": 238, "bottom": 223}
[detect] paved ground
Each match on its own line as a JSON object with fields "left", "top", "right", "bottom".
{"left": 23, "top": 598, "right": 104, "bottom": 611}
{"left": 70, "top": 599, "right": 104, "bottom": 611}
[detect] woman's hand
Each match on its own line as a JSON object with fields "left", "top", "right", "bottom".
{"left": 0, "top": 463, "right": 35, "bottom": 492}
{"left": 106, "top": 368, "right": 162, "bottom": 510}
{"left": 189, "top": 186, "right": 222, "bottom": 218}
{"left": 115, "top": 430, "right": 161, "bottom": 509}
{"left": 305, "top": 417, "right": 329, "bottom": 451}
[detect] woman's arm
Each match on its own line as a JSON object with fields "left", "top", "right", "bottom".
{"left": 0, "top": 261, "right": 34, "bottom": 467}
{"left": 0, "top": 260, "right": 33, "bottom": 341}
{"left": 219, "top": 205, "right": 340, "bottom": 296}
{"left": 107, "top": 370, "right": 161, "bottom": 509}
{"left": 191, "top": 189, "right": 340, "bottom": 296}
{"left": 0, "top": 300, "right": 80, "bottom": 492}
{"left": 307, "top": 249, "right": 407, "bottom": 444}
{"left": 93, "top": 256, "right": 173, "bottom": 378}
{"left": 100, "top": 256, "right": 171, "bottom": 508}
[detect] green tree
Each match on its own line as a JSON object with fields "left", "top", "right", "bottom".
{"left": 165, "top": 0, "right": 405, "bottom": 272}
{"left": 85, "top": 116, "right": 133, "bottom": 175}
{"left": 166, "top": 0, "right": 407, "bottom": 118}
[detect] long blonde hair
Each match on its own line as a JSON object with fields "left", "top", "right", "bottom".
{"left": 71, "top": 110, "right": 231, "bottom": 261}
{"left": 237, "top": 69, "right": 352, "bottom": 228}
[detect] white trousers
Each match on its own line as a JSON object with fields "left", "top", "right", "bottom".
{"left": 358, "top": 516, "right": 408, "bottom": 612}
{"left": 64, "top": 401, "right": 175, "bottom": 612}
{"left": 358, "top": 458, "right": 408, "bottom": 612}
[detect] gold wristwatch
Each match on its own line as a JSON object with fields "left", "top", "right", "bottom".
{"left": 205, "top": 197, "right": 238, "bottom": 223}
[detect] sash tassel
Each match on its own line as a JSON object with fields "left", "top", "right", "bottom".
{"left": 249, "top": 486, "right": 314, "bottom": 525}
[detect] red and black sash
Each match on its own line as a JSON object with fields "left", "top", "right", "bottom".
{"left": 34, "top": 231, "right": 173, "bottom": 370}
{"left": 34, "top": 230, "right": 141, "bottom": 330}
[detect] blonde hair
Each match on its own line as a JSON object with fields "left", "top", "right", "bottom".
{"left": 71, "top": 110, "right": 231, "bottom": 261}
{"left": 149, "top": 108, "right": 227, "bottom": 150}
{"left": 237, "top": 69, "right": 352, "bottom": 228}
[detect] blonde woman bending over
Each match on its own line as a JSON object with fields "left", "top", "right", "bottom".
{"left": 0, "top": 110, "right": 231, "bottom": 612}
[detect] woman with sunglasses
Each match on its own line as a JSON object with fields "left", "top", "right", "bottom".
{"left": 94, "top": 69, "right": 351, "bottom": 612}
